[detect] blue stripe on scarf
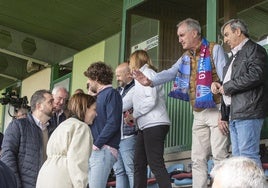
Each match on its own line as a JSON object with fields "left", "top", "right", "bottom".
{"left": 168, "top": 56, "right": 190, "bottom": 101}
{"left": 169, "top": 38, "right": 216, "bottom": 109}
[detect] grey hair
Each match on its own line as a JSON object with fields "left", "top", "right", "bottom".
{"left": 30, "top": 89, "right": 51, "bottom": 112}
{"left": 211, "top": 157, "right": 267, "bottom": 188}
{"left": 221, "top": 19, "right": 249, "bottom": 37}
{"left": 177, "top": 18, "right": 201, "bottom": 36}
{"left": 52, "top": 86, "right": 68, "bottom": 96}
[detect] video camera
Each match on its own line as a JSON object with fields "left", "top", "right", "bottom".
{"left": 0, "top": 91, "right": 29, "bottom": 109}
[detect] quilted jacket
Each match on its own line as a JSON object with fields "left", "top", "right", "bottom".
{"left": 1, "top": 113, "right": 54, "bottom": 188}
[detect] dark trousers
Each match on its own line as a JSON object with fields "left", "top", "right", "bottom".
{"left": 134, "top": 125, "right": 171, "bottom": 188}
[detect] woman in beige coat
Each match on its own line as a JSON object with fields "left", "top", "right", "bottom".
{"left": 36, "top": 93, "right": 97, "bottom": 188}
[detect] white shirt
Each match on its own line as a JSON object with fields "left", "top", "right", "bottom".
{"left": 223, "top": 38, "right": 249, "bottom": 105}
{"left": 32, "top": 114, "right": 49, "bottom": 131}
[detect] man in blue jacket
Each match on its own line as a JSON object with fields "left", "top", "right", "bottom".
{"left": 84, "top": 61, "right": 122, "bottom": 188}
{"left": 1, "top": 89, "right": 54, "bottom": 188}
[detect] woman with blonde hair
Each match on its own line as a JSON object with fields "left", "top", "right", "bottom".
{"left": 36, "top": 93, "right": 97, "bottom": 188}
{"left": 129, "top": 50, "right": 171, "bottom": 188}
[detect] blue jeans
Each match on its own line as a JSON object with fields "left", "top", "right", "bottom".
{"left": 88, "top": 147, "right": 117, "bottom": 188}
{"left": 229, "top": 119, "right": 264, "bottom": 167}
{"left": 113, "top": 135, "right": 136, "bottom": 188}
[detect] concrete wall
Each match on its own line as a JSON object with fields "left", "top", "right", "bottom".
{"left": 71, "top": 41, "right": 105, "bottom": 95}
{"left": 71, "top": 33, "right": 121, "bottom": 95}
{"left": 21, "top": 68, "right": 51, "bottom": 100}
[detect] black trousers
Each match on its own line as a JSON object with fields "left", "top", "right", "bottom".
{"left": 134, "top": 125, "right": 171, "bottom": 188}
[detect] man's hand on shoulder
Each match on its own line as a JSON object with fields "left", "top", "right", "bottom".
{"left": 132, "top": 70, "right": 152, "bottom": 86}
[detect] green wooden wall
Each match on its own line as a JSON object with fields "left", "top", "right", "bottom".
{"left": 164, "top": 82, "right": 193, "bottom": 152}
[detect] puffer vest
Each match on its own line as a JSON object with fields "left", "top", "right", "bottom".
{"left": 187, "top": 42, "right": 221, "bottom": 112}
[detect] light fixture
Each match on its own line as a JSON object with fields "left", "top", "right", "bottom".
{"left": 26, "top": 60, "right": 41, "bottom": 73}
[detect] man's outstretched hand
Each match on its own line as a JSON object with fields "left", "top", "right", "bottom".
{"left": 132, "top": 70, "right": 151, "bottom": 86}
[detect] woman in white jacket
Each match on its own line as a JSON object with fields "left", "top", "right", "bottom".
{"left": 36, "top": 93, "right": 97, "bottom": 188}
{"left": 129, "top": 50, "right": 171, "bottom": 188}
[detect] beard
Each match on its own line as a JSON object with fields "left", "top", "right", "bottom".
{"left": 117, "top": 80, "right": 123, "bottom": 87}
{"left": 44, "top": 109, "right": 53, "bottom": 117}
{"left": 90, "top": 86, "right": 97, "bottom": 94}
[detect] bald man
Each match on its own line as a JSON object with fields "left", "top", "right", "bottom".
{"left": 113, "top": 62, "right": 136, "bottom": 188}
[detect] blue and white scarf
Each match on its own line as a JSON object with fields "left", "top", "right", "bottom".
{"left": 169, "top": 38, "right": 216, "bottom": 108}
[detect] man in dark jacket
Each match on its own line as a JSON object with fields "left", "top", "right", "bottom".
{"left": 1, "top": 89, "right": 54, "bottom": 188}
{"left": 49, "top": 86, "right": 69, "bottom": 130}
{"left": 0, "top": 160, "right": 17, "bottom": 188}
{"left": 211, "top": 19, "right": 268, "bottom": 167}
{"left": 84, "top": 62, "right": 122, "bottom": 188}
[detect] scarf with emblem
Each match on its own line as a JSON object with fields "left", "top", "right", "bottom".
{"left": 169, "top": 38, "right": 216, "bottom": 108}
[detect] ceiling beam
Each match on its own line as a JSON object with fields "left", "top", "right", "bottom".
{"left": 0, "top": 25, "right": 77, "bottom": 65}
{"left": 0, "top": 48, "right": 49, "bottom": 67}
{"left": 0, "top": 73, "right": 18, "bottom": 81}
